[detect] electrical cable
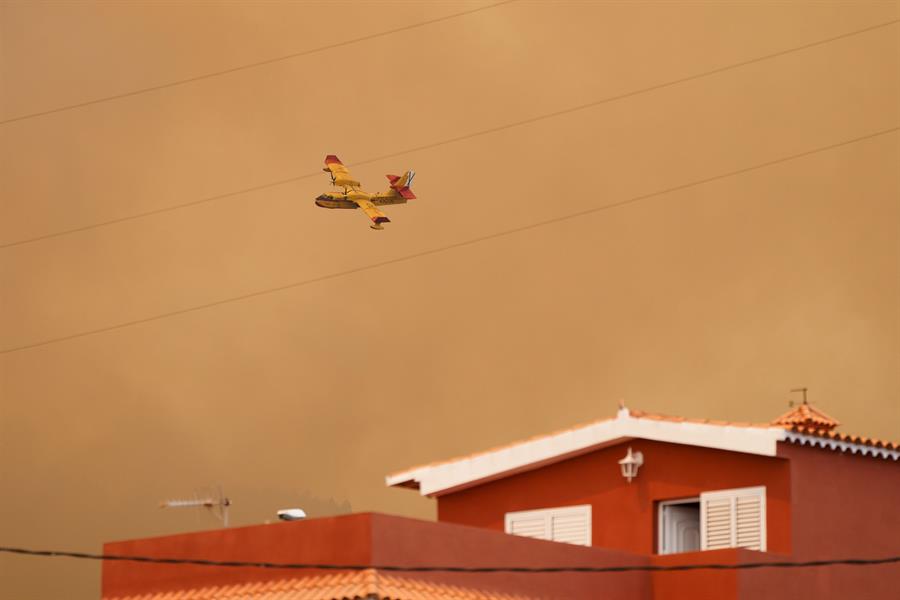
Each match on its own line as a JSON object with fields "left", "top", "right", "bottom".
{"left": 0, "top": 0, "right": 518, "bottom": 126}
{"left": 1, "top": 126, "right": 895, "bottom": 356}
{"left": 1, "top": 546, "right": 898, "bottom": 572}
{"left": 2, "top": 18, "right": 896, "bottom": 250}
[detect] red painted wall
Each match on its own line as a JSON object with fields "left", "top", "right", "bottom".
{"left": 437, "top": 439, "right": 792, "bottom": 555}
{"left": 367, "top": 514, "right": 651, "bottom": 599}
{"left": 101, "top": 512, "right": 651, "bottom": 600}
{"left": 650, "top": 549, "right": 742, "bottom": 600}
{"left": 650, "top": 546, "right": 900, "bottom": 600}
{"left": 736, "top": 445, "right": 900, "bottom": 598}
{"left": 102, "top": 513, "right": 373, "bottom": 596}
{"left": 779, "top": 443, "right": 900, "bottom": 558}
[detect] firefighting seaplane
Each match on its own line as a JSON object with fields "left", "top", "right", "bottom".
{"left": 315, "top": 155, "right": 415, "bottom": 230}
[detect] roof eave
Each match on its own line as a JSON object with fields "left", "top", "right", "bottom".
{"left": 387, "top": 413, "right": 786, "bottom": 497}
{"left": 782, "top": 431, "right": 900, "bottom": 460}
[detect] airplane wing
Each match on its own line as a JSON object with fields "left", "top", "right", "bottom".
{"left": 354, "top": 198, "right": 390, "bottom": 229}
{"left": 323, "top": 155, "right": 361, "bottom": 189}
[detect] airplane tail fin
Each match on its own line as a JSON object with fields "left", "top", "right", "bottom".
{"left": 385, "top": 170, "right": 416, "bottom": 199}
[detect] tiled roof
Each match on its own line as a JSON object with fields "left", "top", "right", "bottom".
{"left": 626, "top": 408, "right": 773, "bottom": 429}
{"left": 771, "top": 403, "right": 839, "bottom": 430}
{"left": 387, "top": 403, "right": 898, "bottom": 495}
{"left": 386, "top": 408, "right": 776, "bottom": 483}
{"left": 628, "top": 406, "right": 898, "bottom": 454}
{"left": 387, "top": 407, "right": 788, "bottom": 495}
{"left": 104, "top": 569, "right": 544, "bottom": 600}
{"left": 390, "top": 405, "right": 893, "bottom": 478}
{"left": 786, "top": 425, "right": 899, "bottom": 451}
{"left": 387, "top": 415, "right": 617, "bottom": 481}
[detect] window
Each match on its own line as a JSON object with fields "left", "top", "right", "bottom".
{"left": 700, "top": 486, "right": 766, "bottom": 552}
{"left": 504, "top": 505, "right": 591, "bottom": 546}
{"left": 658, "top": 498, "right": 701, "bottom": 554}
{"left": 658, "top": 486, "right": 766, "bottom": 554}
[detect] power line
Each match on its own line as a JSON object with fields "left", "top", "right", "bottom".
{"left": 0, "top": 0, "right": 517, "bottom": 126}
{"left": 1, "top": 545, "right": 898, "bottom": 573}
{"left": 1, "top": 126, "right": 895, "bottom": 356}
{"left": 0, "top": 171, "right": 325, "bottom": 249}
{"left": 2, "top": 18, "right": 896, "bottom": 250}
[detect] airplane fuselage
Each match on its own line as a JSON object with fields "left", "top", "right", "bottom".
{"left": 315, "top": 191, "right": 407, "bottom": 209}
{"left": 315, "top": 193, "right": 357, "bottom": 209}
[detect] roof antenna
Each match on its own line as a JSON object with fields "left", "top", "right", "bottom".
{"left": 789, "top": 387, "right": 808, "bottom": 407}
{"left": 160, "top": 486, "right": 231, "bottom": 527}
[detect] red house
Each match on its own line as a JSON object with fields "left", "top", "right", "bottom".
{"left": 386, "top": 402, "right": 900, "bottom": 597}
{"left": 102, "top": 403, "right": 899, "bottom": 599}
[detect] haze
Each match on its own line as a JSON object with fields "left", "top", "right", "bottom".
{"left": 1, "top": 1, "right": 898, "bottom": 598}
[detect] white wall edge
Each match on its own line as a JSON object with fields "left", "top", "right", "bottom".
{"left": 388, "top": 412, "right": 787, "bottom": 497}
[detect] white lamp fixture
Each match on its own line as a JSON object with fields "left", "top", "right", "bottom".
{"left": 618, "top": 447, "right": 643, "bottom": 483}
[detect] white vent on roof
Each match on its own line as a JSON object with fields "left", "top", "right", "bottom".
{"left": 700, "top": 486, "right": 766, "bottom": 551}
{"left": 504, "top": 504, "right": 591, "bottom": 546}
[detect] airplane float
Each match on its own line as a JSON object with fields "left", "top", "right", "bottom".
{"left": 315, "top": 155, "right": 416, "bottom": 230}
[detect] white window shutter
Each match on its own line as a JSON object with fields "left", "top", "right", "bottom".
{"left": 508, "top": 515, "right": 546, "bottom": 540}
{"left": 550, "top": 511, "right": 590, "bottom": 545}
{"left": 700, "top": 486, "right": 766, "bottom": 552}
{"left": 735, "top": 494, "right": 764, "bottom": 549}
{"left": 703, "top": 496, "right": 735, "bottom": 550}
{"left": 505, "top": 505, "right": 591, "bottom": 546}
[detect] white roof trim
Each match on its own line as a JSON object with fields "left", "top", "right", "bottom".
{"left": 386, "top": 408, "right": 786, "bottom": 497}
{"left": 784, "top": 431, "right": 900, "bottom": 461}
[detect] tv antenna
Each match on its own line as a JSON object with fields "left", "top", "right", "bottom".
{"left": 789, "top": 387, "right": 808, "bottom": 406}
{"left": 160, "top": 486, "right": 231, "bottom": 527}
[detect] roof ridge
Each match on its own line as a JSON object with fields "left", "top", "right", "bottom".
{"left": 386, "top": 414, "right": 617, "bottom": 478}
{"left": 771, "top": 402, "right": 840, "bottom": 430}
{"left": 626, "top": 408, "right": 775, "bottom": 429}
{"left": 387, "top": 406, "right": 785, "bottom": 485}
{"left": 387, "top": 404, "right": 897, "bottom": 495}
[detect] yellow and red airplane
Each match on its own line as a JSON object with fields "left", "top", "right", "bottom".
{"left": 315, "top": 155, "right": 416, "bottom": 230}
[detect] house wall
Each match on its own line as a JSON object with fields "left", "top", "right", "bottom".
{"left": 736, "top": 558, "right": 900, "bottom": 600}
{"left": 367, "top": 513, "right": 651, "bottom": 600}
{"left": 651, "top": 548, "right": 900, "bottom": 600}
{"left": 102, "top": 513, "right": 374, "bottom": 596}
{"left": 650, "top": 548, "right": 742, "bottom": 600}
{"left": 778, "top": 442, "right": 900, "bottom": 558}
{"left": 436, "top": 439, "right": 792, "bottom": 555}
{"left": 101, "top": 512, "right": 652, "bottom": 600}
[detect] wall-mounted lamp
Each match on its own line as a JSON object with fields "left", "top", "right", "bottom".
{"left": 618, "top": 447, "right": 643, "bottom": 483}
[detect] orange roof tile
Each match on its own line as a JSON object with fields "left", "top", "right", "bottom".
{"left": 788, "top": 425, "right": 899, "bottom": 451}
{"left": 104, "top": 569, "right": 547, "bottom": 600}
{"left": 604, "top": 406, "right": 897, "bottom": 455}
{"left": 387, "top": 407, "right": 790, "bottom": 481}
{"left": 771, "top": 403, "right": 839, "bottom": 430}
{"left": 388, "top": 403, "right": 898, "bottom": 487}
{"left": 386, "top": 415, "right": 618, "bottom": 482}
{"left": 626, "top": 408, "right": 774, "bottom": 429}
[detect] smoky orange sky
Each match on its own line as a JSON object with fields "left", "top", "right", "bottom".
{"left": 1, "top": 1, "right": 898, "bottom": 598}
